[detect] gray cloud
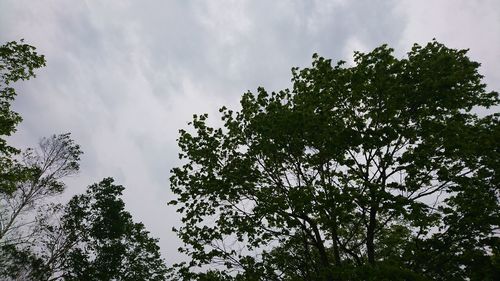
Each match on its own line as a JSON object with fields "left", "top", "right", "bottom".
{"left": 1, "top": 0, "right": 499, "bottom": 265}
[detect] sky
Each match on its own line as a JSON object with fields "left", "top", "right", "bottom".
{"left": 1, "top": 0, "right": 499, "bottom": 265}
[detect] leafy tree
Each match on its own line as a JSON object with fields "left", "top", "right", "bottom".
{"left": 0, "top": 40, "right": 46, "bottom": 193}
{"left": 57, "top": 178, "right": 168, "bottom": 281}
{"left": 1, "top": 178, "right": 168, "bottom": 281}
{"left": 0, "top": 243, "right": 52, "bottom": 280}
{"left": 169, "top": 41, "right": 499, "bottom": 280}
{"left": 0, "top": 40, "right": 167, "bottom": 281}
{"left": 0, "top": 41, "right": 85, "bottom": 281}
{"left": 0, "top": 133, "right": 81, "bottom": 281}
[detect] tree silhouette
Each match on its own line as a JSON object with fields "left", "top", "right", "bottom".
{"left": 3, "top": 178, "right": 168, "bottom": 281}
{"left": 169, "top": 41, "right": 499, "bottom": 280}
{"left": 0, "top": 40, "right": 46, "bottom": 194}
{"left": 0, "top": 41, "right": 167, "bottom": 280}
{"left": 60, "top": 178, "right": 168, "bottom": 281}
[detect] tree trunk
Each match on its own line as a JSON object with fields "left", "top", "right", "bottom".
{"left": 303, "top": 215, "right": 334, "bottom": 281}
{"left": 313, "top": 226, "right": 335, "bottom": 281}
{"left": 366, "top": 204, "right": 377, "bottom": 264}
{"left": 331, "top": 220, "right": 341, "bottom": 266}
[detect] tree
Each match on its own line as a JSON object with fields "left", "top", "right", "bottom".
{"left": 1, "top": 178, "right": 168, "bottom": 281}
{"left": 169, "top": 41, "right": 499, "bottom": 280}
{"left": 0, "top": 133, "right": 82, "bottom": 281}
{"left": 0, "top": 40, "right": 86, "bottom": 280}
{"left": 0, "top": 40, "right": 167, "bottom": 281}
{"left": 0, "top": 133, "right": 82, "bottom": 245}
{"left": 0, "top": 40, "right": 46, "bottom": 193}
{"left": 56, "top": 178, "right": 168, "bottom": 281}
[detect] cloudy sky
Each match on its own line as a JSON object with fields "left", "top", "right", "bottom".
{"left": 1, "top": 0, "right": 499, "bottom": 265}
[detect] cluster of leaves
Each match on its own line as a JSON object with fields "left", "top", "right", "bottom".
{"left": 59, "top": 178, "right": 168, "bottom": 281}
{"left": 170, "top": 41, "right": 499, "bottom": 280}
{"left": 0, "top": 40, "right": 46, "bottom": 193}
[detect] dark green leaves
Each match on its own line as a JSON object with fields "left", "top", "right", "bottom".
{"left": 0, "top": 40, "right": 45, "bottom": 157}
{"left": 61, "top": 178, "right": 168, "bottom": 281}
{"left": 170, "top": 41, "right": 499, "bottom": 280}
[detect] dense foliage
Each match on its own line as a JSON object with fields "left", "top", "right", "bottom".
{"left": 169, "top": 41, "right": 499, "bottom": 280}
{"left": 58, "top": 178, "right": 168, "bottom": 280}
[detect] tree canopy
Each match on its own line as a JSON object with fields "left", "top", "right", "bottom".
{"left": 2, "top": 178, "right": 168, "bottom": 281}
{"left": 0, "top": 40, "right": 46, "bottom": 193}
{"left": 58, "top": 178, "right": 168, "bottom": 281}
{"left": 169, "top": 41, "right": 499, "bottom": 280}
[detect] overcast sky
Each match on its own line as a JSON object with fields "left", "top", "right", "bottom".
{"left": 1, "top": 0, "right": 499, "bottom": 265}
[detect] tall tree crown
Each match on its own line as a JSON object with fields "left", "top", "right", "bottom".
{"left": 170, "top": 41, "right": 499, "bottom": 280}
